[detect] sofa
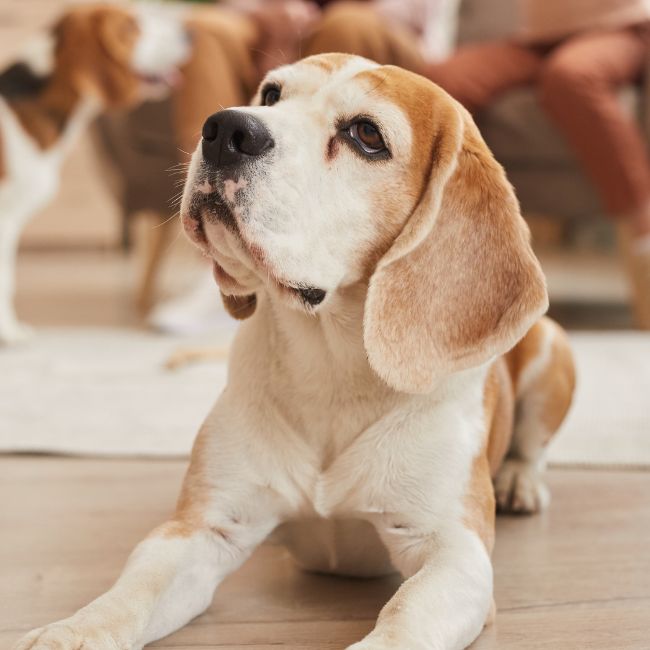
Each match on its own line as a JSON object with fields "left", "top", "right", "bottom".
{"left": 458, "top": 0, "right": 646, "bottom": 224}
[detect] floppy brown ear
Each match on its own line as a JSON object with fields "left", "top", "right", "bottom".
{"left": 221, "top": 292, "right": 257, "bottom": 320}
{"left": 96, "top": 9, "right": 139, "bottom": 66}
{"left": 364, "top": 102, "right": 548, "bottom": 394}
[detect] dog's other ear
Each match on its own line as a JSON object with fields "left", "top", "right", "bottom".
{"left": 364, "top": 100, "right": 548, "bottom": 394}
{"left": 221, "top": 292, "right": 257, "bottom": 320}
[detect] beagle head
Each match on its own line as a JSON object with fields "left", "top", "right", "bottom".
{"left": 181, "top": 54, "right": 548, "bottom": 393}
{"left": 50, "top": 3, "right": 189, "bottom": 107}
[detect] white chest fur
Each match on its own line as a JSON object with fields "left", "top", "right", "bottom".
{"left": 0, "top": 96, "right": 97, "bottom": 225}
{"left": 201, "top": 291, "right": 489, "bottom": 542}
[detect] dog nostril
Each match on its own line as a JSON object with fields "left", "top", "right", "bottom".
{"left": 298, "top": 287, "right": 326, "bottom": 306}
{"left": 231, "top": 129, "right": 245, "bottom": 152}
{"left": 202, "top": 119, "right": 218, "bottom": 143}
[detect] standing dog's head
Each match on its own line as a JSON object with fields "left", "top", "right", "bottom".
{"left": 48, "top": 3, "right": 190, "bottom": 107}
{"left": 181, "top": 54, "right": 548, "bottom": 393}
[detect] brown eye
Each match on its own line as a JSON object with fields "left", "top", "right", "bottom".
{"left": 348, "top": 121, "right": 386, "bottom": 155}
{"left": 262, "top": 84, "right": 281, "bottom": 106}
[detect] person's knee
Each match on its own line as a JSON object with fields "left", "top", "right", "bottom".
{"left": 306, "top": 2, "right": 381, "bottom": 56}
{"left": 539, "top": 54, "right": 598, "bottom": 106}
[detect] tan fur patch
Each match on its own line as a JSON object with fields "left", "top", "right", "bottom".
{"left": 538, "top": 324, "right": 575, "bottom": 436}
{"left": 300, "top": 52, "right": 354, "bottom": 73}
{"left": 485, "top": 358, "right": 515, "bottom": 478}
{"left": 505, "top": 318, "right": 546, "bottom": 387}
{"left": 54, "top": 5, "right": 142, "bottom": 108}
{"left": 463, "top": 360, "right": 513, "bottom": 554}
{"left": 506, "top": 317, "right": 575, "bottom": 443}
{"left": 160, "top": 425, "right": 214, "bottom": 538}
{"left": 463, "top": 450, "right": 496, "bottom": 553}
{"left": 355, "top": 67, "right": 448, "bottom": 279}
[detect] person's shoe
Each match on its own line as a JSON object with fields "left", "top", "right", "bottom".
{"left": 618, "top": 224, "right": 650, "bottom": 329}
{"left": 148, "top": 268, "right": 234, "bottom": 336}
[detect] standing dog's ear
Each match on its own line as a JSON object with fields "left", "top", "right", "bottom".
{"left": 364, "top": 101, "right": 548, "bottom": 394}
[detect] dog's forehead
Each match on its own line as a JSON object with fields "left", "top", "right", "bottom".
{"left": 277, "top": 56, "right": 441, "bottom": 143}
{"left": 273, "top": 54, "right": 380, "bottom": 100}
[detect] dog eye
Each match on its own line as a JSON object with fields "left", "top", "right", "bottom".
{"left": 348, "top": 121, "right": 386, "bottom": 154}
{"left": 261, "top": 84, "right": 281, "bottom": 107}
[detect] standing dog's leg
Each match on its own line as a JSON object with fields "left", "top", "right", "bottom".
{"left": 13, "top": 429, "right": 286, "bottom": 650}
{"left": 0, "top": 218, "right": 32, "bottom": 344}
{"left": 348, "top": 523, "right": 493, "bottom": 650}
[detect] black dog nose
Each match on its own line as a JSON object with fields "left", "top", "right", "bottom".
{"left": 201, "top": 109, "right": 274, "bottom": 168}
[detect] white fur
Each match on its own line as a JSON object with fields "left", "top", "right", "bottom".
{"left": 14, "top": 57, "right": 499, "bottom": 650}
{"left": 132, "top": 3, "right": 190, "bottom": 85}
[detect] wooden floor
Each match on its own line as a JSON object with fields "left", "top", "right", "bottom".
{"left": 2, "top": 457, "right": 649, "bottom": 649}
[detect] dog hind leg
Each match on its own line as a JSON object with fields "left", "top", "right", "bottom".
{"left": 495, "top": 318, "right": 576, "bottom": 514}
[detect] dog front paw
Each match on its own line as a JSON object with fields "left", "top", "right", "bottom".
{"left": 13, "top": 620, "right": 124, "bottom": 650}
{"left": 495, "top": 458, "right": 549, "bottom": 514}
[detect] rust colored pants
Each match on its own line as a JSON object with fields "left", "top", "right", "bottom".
{"left": 428, "top": 28, "right": 650, "bottom": 216}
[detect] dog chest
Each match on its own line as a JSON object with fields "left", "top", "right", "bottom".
{"left": 0, "top": 103, "right": 61, "bottom": 220}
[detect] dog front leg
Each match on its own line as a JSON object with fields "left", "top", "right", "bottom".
{"left": 348, "top": 523, "right": 493, "bottom": 650}
{"left": 13, "top": 495, "right": 282, "bottom": 650}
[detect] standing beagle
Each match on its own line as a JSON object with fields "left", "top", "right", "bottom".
{"left": 14, "top": 54, "right": 575, "bottom": 650}
{"left": 0, "top": 3, "right": 189, "bottom": 344}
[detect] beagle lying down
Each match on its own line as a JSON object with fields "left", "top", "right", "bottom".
{"left": 15, "top": 54, "right": 575, "bottom": 650}
{"left": 0, "top": 3, "right": 188, "bottom": 345}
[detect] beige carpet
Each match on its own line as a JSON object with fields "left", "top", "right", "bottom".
{"left": 0, "top": 328, "right": 648, "bottom": 467}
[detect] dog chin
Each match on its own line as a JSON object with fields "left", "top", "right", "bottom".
{"left": 211, "top": 259, "right": 253, "bottom": 295}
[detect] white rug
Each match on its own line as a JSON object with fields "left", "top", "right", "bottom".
{"left": 0, "top": 328, "right": 648, "bottom": 467}
{"left": 546, "top": 332, "right": 650, "bottom": 469}
{"left": 0, "top": 328, "right": 230, "bottom": 458}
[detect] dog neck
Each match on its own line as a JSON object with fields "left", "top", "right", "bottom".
{"left": 266, "top": 281, "right": 375, "bottom": 385}
{"left": 258, "top": 280, "right": 398, "bottom": 461}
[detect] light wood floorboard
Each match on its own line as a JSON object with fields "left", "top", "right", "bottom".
{"left": 1, "top": 457, "right": 649, "bottom": 649}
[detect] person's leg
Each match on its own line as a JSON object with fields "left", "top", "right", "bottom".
{"left": 172, "top": 8, "right": 259, "bottom": 156}
{"left": 538, "top": 28, "right": 650, "bottom": 327}
{"left": 304, "top": 1, "right": 426, "bottom": 73}
{"left": 427, "top": 41, "right": 543, "bottom": 112}
{"left": 539, "top": 28, "right": 650, "bottom": 229}
{"left": 305, "top": 3, "right": 542, "bottom": 113}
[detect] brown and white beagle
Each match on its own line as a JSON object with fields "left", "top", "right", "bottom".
{"left": 0, "top": 2, "right": 189, "bottom": 344}
{"left": 14, "top": 54, "right": 575, "bottom": 650}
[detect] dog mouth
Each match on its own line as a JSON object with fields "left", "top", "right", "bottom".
{"left": 136, "top": 68, "right": 182, "bottom": 94}
{"left": 183, "top": 185, "right": 328, "bottom": 309}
